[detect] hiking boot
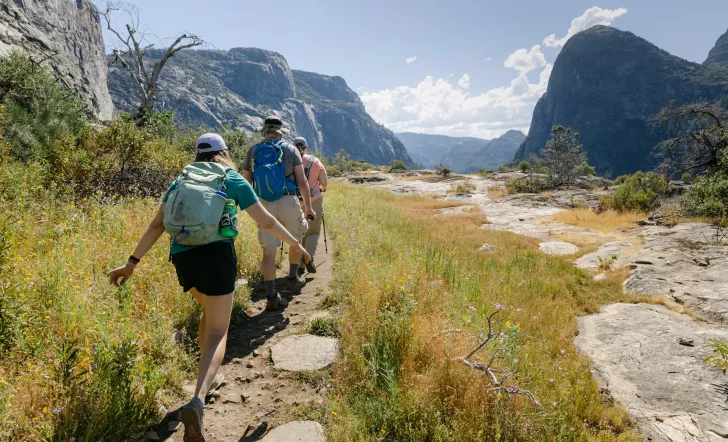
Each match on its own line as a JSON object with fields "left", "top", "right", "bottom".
{"left": 181, "top": 398, "right": 205, "bottom": 442}
{"left": 286, "top": 273, "right": 306, "bottom": 286}
{"left": 305, "top": 257, "right": 317, "bottom": 274}
{"left": 265, "top": 294, "right": 289, "bottom": 311}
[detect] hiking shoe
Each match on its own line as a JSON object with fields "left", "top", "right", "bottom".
{"left": 181, "top": 398, "right": 205, "bottom": 442}
{"left": 286, "top": 273, "right": 306, "bottom": 286}
{"left": 297, "top": 266, "right": 306, "bottom": 277}
{"left": 265, "top": 294, "right": 289, "bottom": 311}
{"left": 305, "top": 258, "right": 317, "bottom": 274}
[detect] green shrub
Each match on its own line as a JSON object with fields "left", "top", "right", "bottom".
{"left": 327, "top": 167, "right": 342, "bottom": 178}
{"left": 613, "top": 175, "right": 629, "bottom": 185}
{"left": 484, "top": 169, "right": 495, "bottom": 174}
{"left": 0, "top": 51, "right": 86, "bottom": 161}
{"left": 308, "top": 316, "right": 340, "bottom": 337}
{"left": 604, "top": 171, "right": 669, "bottom": 212}
{"left": 390, "top": 159, "right": 407, "bottom": 172}
{"left": 450, "top": 180, "right": 476, "bottom": 194}
{"left": 435, "top": 165, "right": 451, "bottom": 177}
{"left": 506, "top": 175, "right": 550, "bottom": 193}
{"left": 518, "top": 161, "right": 531, "bottom": 173}
{"left": 498, "top": 165, "right": 509, "bottom": 172}
{"left": 576, "top": 161, "right": 596, "bottom": 176}
{"left": 684, "top": 172, "right": 728, "bottom": 218}
{"left": 681, "top": 172, "right": 693, "bottom": 184}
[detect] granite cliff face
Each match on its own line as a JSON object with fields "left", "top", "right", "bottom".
{"left": 704, "top": 28, "right": 728, "bottom": 68}
{"left": 107, "top": 47, "right": 411, "bottom": 165}
{"left": 0, "top": 0, "right": 114, "bottom": 120}
{"left": 515, "top": 26, "right": 728, "bottom": 176}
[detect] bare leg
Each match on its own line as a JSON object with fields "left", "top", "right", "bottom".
{"left": 189, "top": 288, "right": 233, "bottom": 402}
{"left": 197, "top": 305, "right": 207, "bottom": 351}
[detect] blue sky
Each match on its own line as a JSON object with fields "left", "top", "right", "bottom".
{"left": 98, "top": 0, "right": 728, "bottom": 138}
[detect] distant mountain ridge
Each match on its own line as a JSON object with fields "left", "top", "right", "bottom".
{"left": 396, "top": 133, "right": 487, "bottom": 168}
{"left": 515, "top": 25, "right": 728, "bottom": 176}
{"left": 397, "top": 131, "right": 525, "bottom": 173}
{"left": 107, "top": 47, "right": 412, "bottom": 165}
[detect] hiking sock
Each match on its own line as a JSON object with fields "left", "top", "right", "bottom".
{"left": 264, "top": 280, "right": 276, "bottom": 300}
{"left": 288, "top": 264, "right": 299, "bottom": 279}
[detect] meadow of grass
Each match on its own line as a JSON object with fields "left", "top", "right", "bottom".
{"left": 323, "top": 183, "right": 642, "bottom": 441}
{"left": 0, "top": 189, "right": 260, "bottom": 441}
{"left": 544, "top": 209, "right": 648, "bottom": 232}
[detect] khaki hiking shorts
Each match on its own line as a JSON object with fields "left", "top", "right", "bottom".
{"left": 258, "top": 195, "right": 308, "bottom": 248}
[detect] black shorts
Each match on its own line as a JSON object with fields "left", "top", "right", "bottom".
{"left": 171, "top": 241, "right": 237, "bottom": 296}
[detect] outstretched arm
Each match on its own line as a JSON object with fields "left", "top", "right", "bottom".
{"left": 108, "top": 204, "right": 166, "bottom": 286}
{"left": 245, "top": 202, "right": 310, "bottom": 263}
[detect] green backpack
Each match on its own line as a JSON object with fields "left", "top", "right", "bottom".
{"left": 163, "top": 162, "right": 229, "bottom": 245}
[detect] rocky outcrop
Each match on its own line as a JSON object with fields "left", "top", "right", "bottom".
{"left": 515, "top": 25, "right": 728, "bottom": 177}
{"left": 622, "top": 223, "right": 728, "bottom": 323}
{"left": 576, "top": 303, "right": 728, "bottom": 442}
{"left": 107, "top": 47, "right": 411, "bottom": 165}
{"left": 0, "top": 0, "right": 114, "bottom": 120}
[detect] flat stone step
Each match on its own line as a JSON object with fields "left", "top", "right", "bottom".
{"left": 270, "top": 334, "right": 338, "bottom": 372}
{"left": 260, "top": 420, "right": 326, "bottom": 442}
{"left": 539, "top": 241, "right": 579, "bottom": 255}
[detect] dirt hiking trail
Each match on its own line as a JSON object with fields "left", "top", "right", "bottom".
{"left": 156, "top": 234, "right": 336, "bottom": 442}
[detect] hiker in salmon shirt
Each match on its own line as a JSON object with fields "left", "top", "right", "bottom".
{"left": 292, "top": 136, "right": 328, "bottom": 277}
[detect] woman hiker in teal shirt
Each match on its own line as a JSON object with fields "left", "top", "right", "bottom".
{"left": 108, "top": 133, "right": 309, "bottom": 442}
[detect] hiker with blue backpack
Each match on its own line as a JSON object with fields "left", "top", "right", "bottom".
{"left": 107, "top": 133, "right": 310, "bottom": 442}
{"left": 242, "top": 116, "right": 316, "bottom": 311}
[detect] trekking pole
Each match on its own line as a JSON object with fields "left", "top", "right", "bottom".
{"left": 322, "top": 214, "right": 328, "bottom": 254}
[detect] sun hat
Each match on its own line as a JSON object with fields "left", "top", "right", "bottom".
{"left": 256, "top": 116, "right": 289, "bottom": 135}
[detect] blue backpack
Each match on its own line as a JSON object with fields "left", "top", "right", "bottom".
{"left": 252, "top": 140, "right": 297, "bottom": 201}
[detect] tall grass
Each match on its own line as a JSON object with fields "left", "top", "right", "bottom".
{"left": 325, "top": 183, "right": 641, "bottom": 441}
{"left": 0, "top": 187, "right": 260, "bottom": 441}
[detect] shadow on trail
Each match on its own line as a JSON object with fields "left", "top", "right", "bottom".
{"left": 238, "top": 421, "right": 270, "bottom": 441}
{"left": 152, "top": 274, "right": 312, "bottom": 440}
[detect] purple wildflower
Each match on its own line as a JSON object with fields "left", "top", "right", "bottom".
{"left": 548, "top": 378, "right": 554, "bottom": 382}
{"left": 53, "top": 407, "right": 63, "bottom": 413}
{"left": 494, "top": 303, "right": 504, "bottom": 310}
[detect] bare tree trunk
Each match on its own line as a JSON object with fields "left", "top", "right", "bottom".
{"left": 96, "top": 1, "right": 202, "bottom": 122}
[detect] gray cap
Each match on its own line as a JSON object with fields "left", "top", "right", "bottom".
{"left": 293, "top": 136, "right": 308, "bottom": 148}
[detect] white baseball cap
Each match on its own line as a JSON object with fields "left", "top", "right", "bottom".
{"left": 196, "top": 133, "right": 228, "bottom": 153}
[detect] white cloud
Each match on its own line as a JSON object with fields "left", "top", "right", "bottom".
{"left": 458, "top": 74, "right": 471, "bottom": 90}
{"left": 406, "top": 56, "right": 418, "bottom": 64}
{"left": 544, "top": 6, "right": 627, "bottom": 47}
{"left": 504, "top": 45, "right": 547, "bottom": 74}
{"left": 361, "top": 64, "right": 550, "bottom": 139}
{"left": 363, "top": 6, "right": 625, "bottom": 138}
